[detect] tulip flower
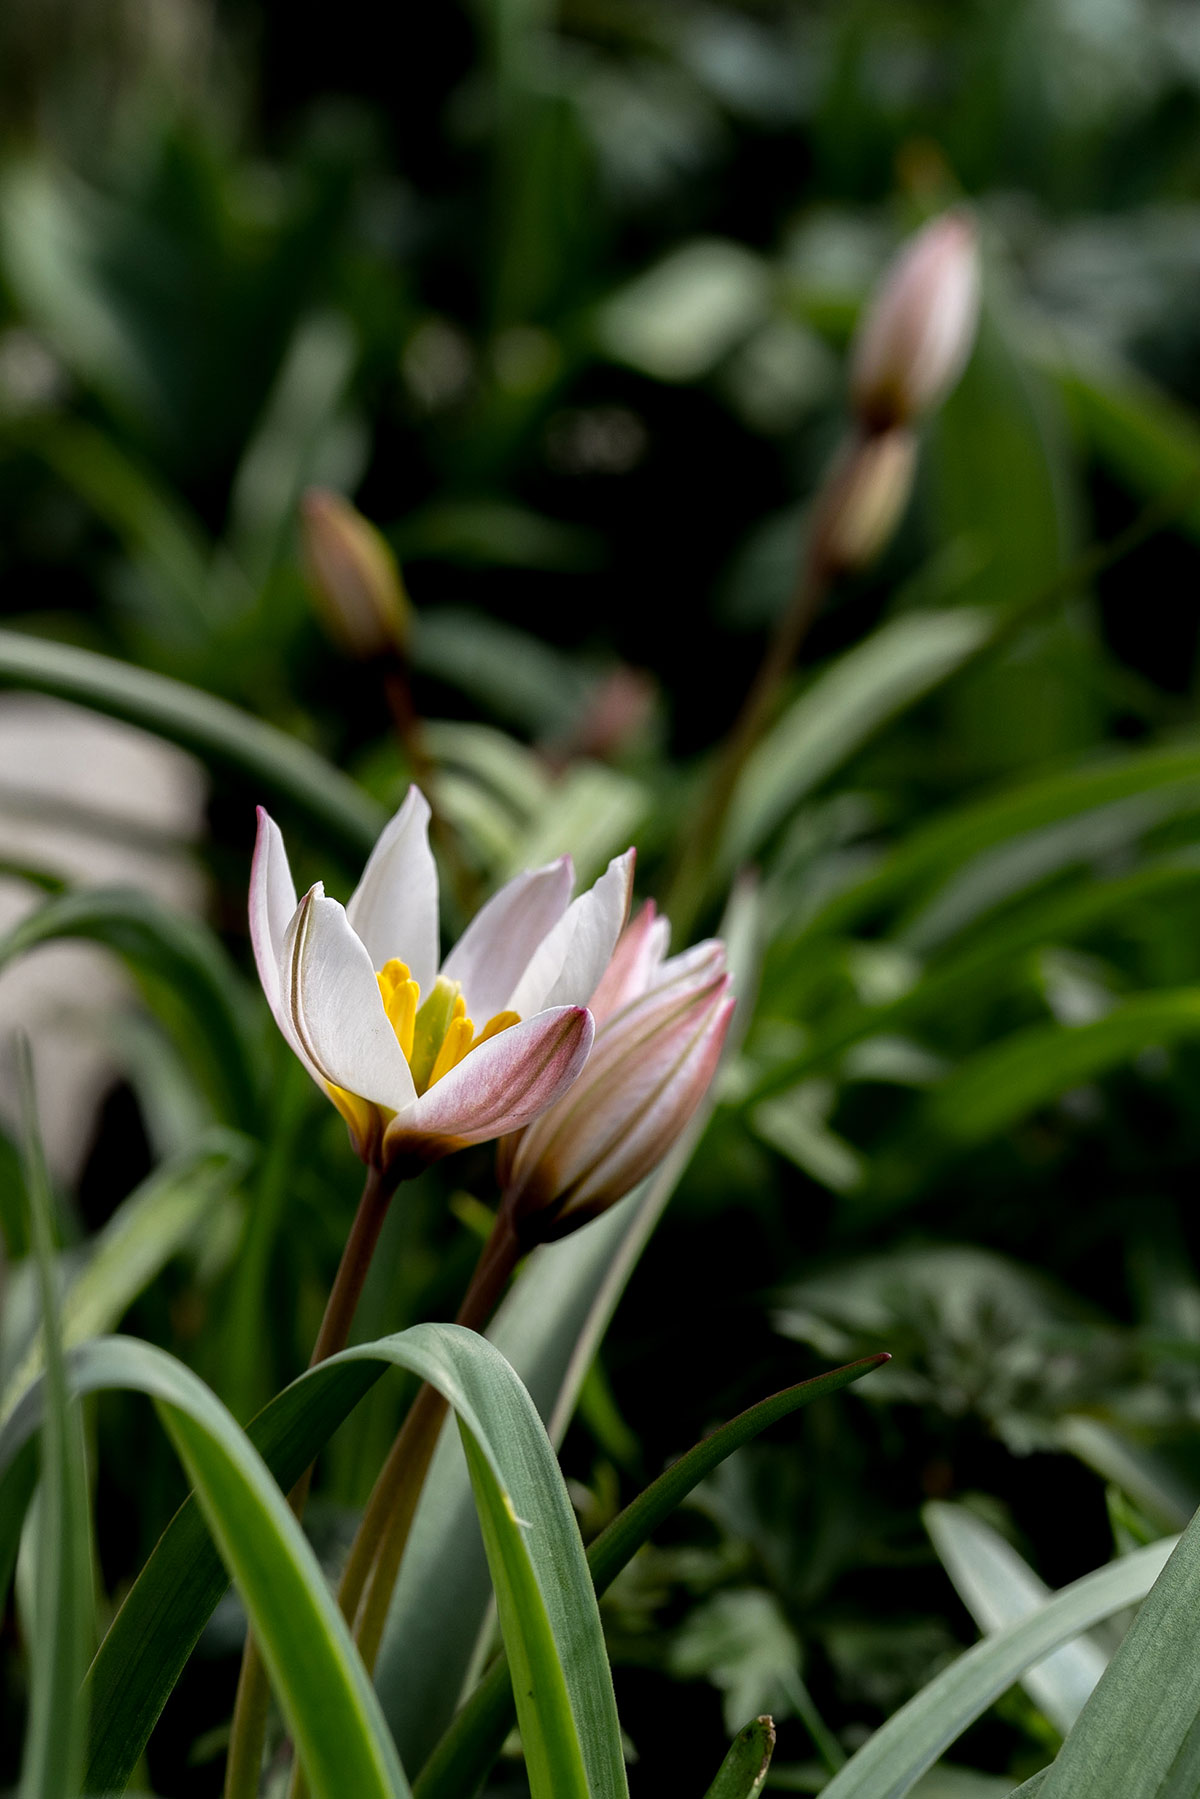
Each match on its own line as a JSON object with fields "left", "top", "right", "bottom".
{"left": 850, "top": 210, "right": 981, "bottom": 433}
{"left": 250, "top": 787, "right": 634, "bottom": 1178}
{"left": 300, "top": 488, "right": 412, "bottom": 660}
{"left": 497, "top": 900, "right": 734, "bottom": 1241}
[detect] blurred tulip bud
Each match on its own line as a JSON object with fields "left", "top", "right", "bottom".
{"left": 814, "top": 428, "right": 917, "bottom": 573}
{"left": 300, "top": 488, "right": 411, "bottom": 660}
{"left": 497, "top": 903, "right": 734, "bottom": 1243}
{"left": 850, "top": 211, "right": 980, "bottom": 432}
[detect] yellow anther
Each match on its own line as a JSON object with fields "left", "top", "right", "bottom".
{"left": 474, "top": 1009, "right": 520, "bottom": 1047}
{"left": 376, "top": 959, "right": 420, "bottom": 1062}
{"left": 428, "top": 996, "right": 474, "bottom": 1087}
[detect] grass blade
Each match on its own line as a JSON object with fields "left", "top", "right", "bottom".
{"left": 413, "top": 1356, "right": 887, "bottom": 1799}
{"left": 0, "top": 627, "right": 384, "bottom": 862}
{"left": 815, "top": 1538, "right": 1178, "bottom": 1799}
{"left": 16, "top": 1048, "right": 91, "bottom": 1799}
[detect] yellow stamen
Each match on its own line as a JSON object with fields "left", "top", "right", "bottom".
{"left": 428, "top": 995, "right": 473, "bottom": 1087}
{"left": 376, "top": 959, "right": 420, "bottom": 1061}
{"left": 474, "top": 1009, "right": 520, "bottom": 1047}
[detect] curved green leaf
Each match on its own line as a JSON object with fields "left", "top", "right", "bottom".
{"left": 0, "top": 886, "right": 262, "bottom": 1130}
{"left": 413, "top": 1355, "right": 887, "bottom": 1799}
{"left": 2, "top": 1337, "right": 408, "bottom": 1799}
{"left": 0, "top": 628, "right": 384, "bottom": 861}
{"left": 920, "top": 989, "right": 1200, "bottom": 1147}
{"left": 4, "top": 1326, "right": 628, "bottom": 1799}
{"left": 1036, "top": 1506, "right": 1200, "bottom": 1799}
{"left": 815, "top": 1538, "right": 1177, "bottom": 1799}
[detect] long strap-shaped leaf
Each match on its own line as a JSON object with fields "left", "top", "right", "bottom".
{"left": 0, "top": 628, "right": 384, "bottom": 862}
{"left": 814, "top": 1537, "right": 1178, "bottom": 1799}
{"left": 3, "top": 1337, "right": 408, "bottom": 1799}
{"left": 1, "top": 1325, "right": 629, "bottom": 1799}
{"left": 1033, "top": 1504, "right": 1200, "bottom": 1799}
{"left": 413, "top": 1356, "right": 887, "bottom": 1799}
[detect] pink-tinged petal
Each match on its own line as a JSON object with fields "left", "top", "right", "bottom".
{"left": 346, "top": 785, "right": 439, "bottom": 995}
{"left": 508, "top": 971, "right": 729, "bottom": 1196}
{"left": 440, "top": 855, "right": 574, "bottom": 1021}
{"left": 588, "top": 900, "right": 671, "bottom": 1024}
{"left": 283, "top": 888, "right": 416, "bottom": 1113}
{"left": 249, "top": 807, "right": 298, "bottom": 1023}
{"left": 511, "top": 981, "right": 734, "bottom": 1232}
{"left": 507, "top": 849, "right": 635, "bottom": 1017}
{"left": 386, "top": 1005, "right": 593, "bottom": 1155}
{"left": 557, "top": 991, "right": 734, "bottom": 1226}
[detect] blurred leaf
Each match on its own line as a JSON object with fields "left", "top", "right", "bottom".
{"left": 0, "top": 886, "right": 260, "bottom": 1129}
{"left": 414, "top": 618, "right": 593, "bottom": 737}
{"left": 0, "top": 628, "right": 385, "bottom": 861}
{"left": 0, "top": 1130, "right": 253, "bottom": 1423}
{"left": 925, "top": 1502, "right": 1109, "bottom": 1736}
{"left": 816, "top": 1539, "right": 1178, "bottom": 1799}
{"left": 17, "top": 1051, "right": 90, "bottom": 1799}
{"left": 671, "top": 1589, "right": 803, "bottom": 1735}
{"left": 397, "top": 504, "right": 601, "bottom": 571}
{"left": 596, "top": 239, "right": 771, "bottom": 381}
{"left": 701, "top": 1715, "right": 776, "bottom": 1799}
{"left": 1051, "top": 351, "right": 1200, "bottom": 547}
{"left": 919, "top": 987, "right": 1200, "bottom": 1149}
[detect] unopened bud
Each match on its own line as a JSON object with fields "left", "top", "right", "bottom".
{"left": 814, "top": 429, "right": 917, "bottom": 573}
{"left": 850, "top": 211, "right": 980, "bottom": 432}
{"left": 300, "top": 488, "right": 411, "bottom": 660}
{"left": 498, "top": 905, "right": 733, "bottom": 1243}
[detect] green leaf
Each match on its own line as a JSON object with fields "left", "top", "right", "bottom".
{"left": 919, "top": 988, "right": 1200, "bottom": 1148}
{"left": 0, "top": 887, "right": 261, "bottom": 1131}
{"left": 924, "top": 1502, "right": 1108, "bottom": 1736}
{"left": 17, "top": 1051, "right": 91, "bottom": 1799}
{"left": 1034, "top": 1506, "right": 1200, "bottom": 1799}
{"left": 0, "top": 1130, "right": 253, "bottom": 1424}
{"left": 803, "top": 743, "right": 1200, "bottom": 945}
{"left": 815, "top": 1538, "right": 1177, "bottom": 1799}
{"left": 724, "top": 608, "right": 997, "bottom": 874}
{"left": 412, "top": 1355, "right": 887, "bottom": 1799}
{"left": 0, "top": 628, "right": 385, "bottom": 862}
{"left": 3, "top": 1336, "right": 408, "bottom": 1799}
{"left": 3, "top": 1327, "right": 631, "bottom": 1797}
{"left": 1051, "top": 352, "right": 1200, "bottom": 548}
{"left": 702, "top": 1716, "right": 776, "bottom": 1799}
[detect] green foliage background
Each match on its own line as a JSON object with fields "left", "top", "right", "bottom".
{"left": 5, "top": 1, "right": 1200, "bottom": 1794}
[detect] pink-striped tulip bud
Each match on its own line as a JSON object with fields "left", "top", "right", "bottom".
{"left": 850, "top": 211, "right": 980, "bottom": 433}
{"left": 300, "top": 488, "right": 411, "bottom": 660}
{"left": 497, "top": 903, "right": 735, "bottom": 1243}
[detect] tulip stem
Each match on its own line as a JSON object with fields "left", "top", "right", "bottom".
{"left": 345, "top": 1207, "right": 524, "bottom": 1665}
{"left": 667, "top": 522, "right": 832, "bottom": 938}
{"left": 223, "top": 1162, "right": 397, "bottom": 1799}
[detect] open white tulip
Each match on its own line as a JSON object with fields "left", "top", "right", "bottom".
{"left": 250, "top": 788, "right": 634, "bottom": 1177}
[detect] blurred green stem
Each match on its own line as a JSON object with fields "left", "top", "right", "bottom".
{"left": 223, "top": 1161, "right": 397, "bottom": 1799}
{"left": 667, "top": 530, "right": 831, "bottom": 938}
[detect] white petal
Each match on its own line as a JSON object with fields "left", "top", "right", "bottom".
{"left": 283, "top": 889, "right": 416, "bottom": 1113}
{"left": 440, "top": 856, "right": 574, "bottom": 1020}
{"left": 346, "top": 786, "right": 439, "bottom": 994}
{"left": 506, "top": 849, "right": 634, "bottom": 1017}
{"left": 249, "top": 807, "right": 298, "bottom": 1023}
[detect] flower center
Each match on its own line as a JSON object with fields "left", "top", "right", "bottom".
{"left": 376, "top": 961, "right": 519, "bottom": 1095}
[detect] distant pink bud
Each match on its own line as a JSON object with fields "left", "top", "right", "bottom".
{"left": 300, "top": 488, "right": 412, "bottom": 660}
{"left": 498, "top": 919, "right": 734, "bottom": 1242}
{"left": 850, "top": 211, "right": 980, "bottom": 432}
